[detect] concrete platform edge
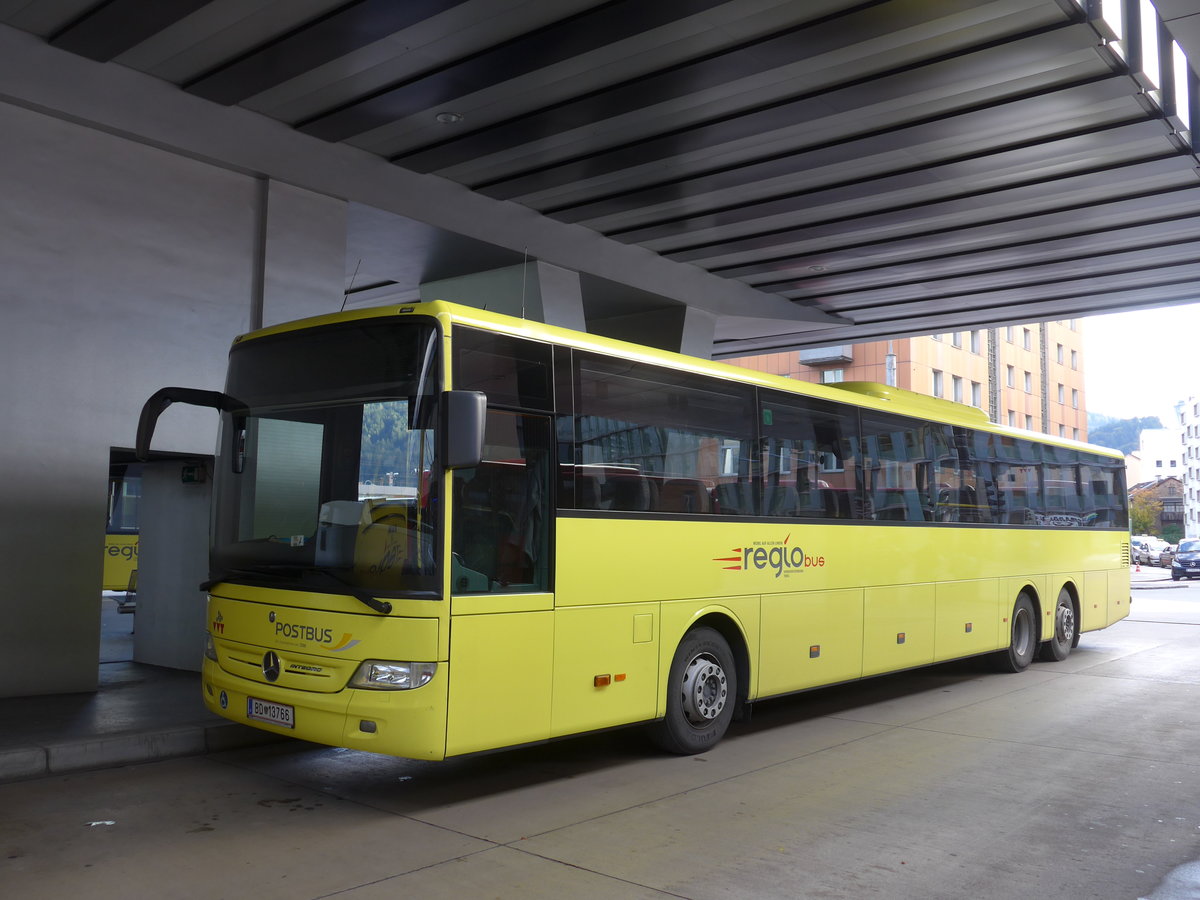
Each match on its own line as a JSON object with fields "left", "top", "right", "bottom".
{"left": 0, "top": 723, "right": 286, "bottom": 784}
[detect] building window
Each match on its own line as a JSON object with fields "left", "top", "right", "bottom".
{"left": 1056, "top": 343, "right": 1064, "bottom": 363}
{"left": 952, "top": 375, "right": 963, "bottom": 403}
{"left": 1005, "top": 326, "right": 1014, "bottom": 342}
{"left": 971, "top": 381, "right": 982, "bottom": 407}
{"left": 932, "top": 333, "right": 943, "bottom": 342}
{"left": 1007, "top": 410, "right": 1016, "bottom": 427}
{"left": 1006, "top": 365, "right": 1015, "bottom": 387}
{"left": 1023, "top": 328, "right": 1032, "bottom": 350}
{"left": 1025, "top": 414, "right": 1034, "bottom": 430}
{"left": 821, "top": 369, "right": 844, "bottom": 384}
{"left": 1059, "top": 425, "right": 1066, "bottom": 437}
{"left": 1071, "top": 388, "right": 1079, "bottom": 409}
{"left": 1057, "top": 383, "right": 1065, "bottom": 403}
{"left": 1024, "top": 371, "right": 1032, "bottom": 393}
{"left": 932, "top": 369, "right": 944, "bottom": 397}
{"left": 1157, "top": 460, "right": 1163, "bottom": 468}
{"left": 970, "top": 331, "right": 981, "bottom": 354}
{"left": 1070, "top": 349, "right": 1078, "bottom": 369}
{"left": 951, "top": 332, "right": 962, "bottom": 348}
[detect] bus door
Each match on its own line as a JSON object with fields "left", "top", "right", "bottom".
{"left": 446, "top": 409, "right": 553, "bottom": 754}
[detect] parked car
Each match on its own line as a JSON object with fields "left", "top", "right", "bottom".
{"left": 1159, "top": 544, "right": 1178, "bottom": 568}
{"left": 1171, "top": 539, "right": 1200, "bottom": 580}
{"left": 1131, "top": 534, "right": 1155, "bottom": 561}
{"left": 1137, "top": 539, "right": 1169, "bottom": 566}
{"left": 1146, "top": 541, "right": 1171, "bottom": 566}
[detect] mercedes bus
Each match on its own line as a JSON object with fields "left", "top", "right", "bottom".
{"left": 136, "top": 301, "right": 1130, "bottom": 758}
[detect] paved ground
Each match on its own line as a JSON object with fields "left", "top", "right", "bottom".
{"left": 1, "top": 571, "right": 1198, "bottom": 899}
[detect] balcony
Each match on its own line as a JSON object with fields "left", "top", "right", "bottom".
{"left": 799, "top": 345, "right": 853, "bottom": 365}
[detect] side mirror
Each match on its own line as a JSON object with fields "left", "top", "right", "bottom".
{"left": 441, "top": 390, "right": 486, "bottom": 469}
{"left": 136, "top": 387, "right": 240, "bottom": 461}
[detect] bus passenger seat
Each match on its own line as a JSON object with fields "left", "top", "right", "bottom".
{"left": 660, "top": 478, "right": 710, "bottom": 513}
{"left": 714, "top": 482, "right": 743, "bottom": 515}
{"left": 823, "top": 490, "right": 852, "bottom": 518}
{"left": 607, "top": 474, "right": 651, "bottom": 510}
{"left": 574, "top": 474, "right": 602, "bottom": 509}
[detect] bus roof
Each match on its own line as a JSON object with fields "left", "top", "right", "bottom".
{"left": 232, "top": 300, "right": 1122, "bottom": 461}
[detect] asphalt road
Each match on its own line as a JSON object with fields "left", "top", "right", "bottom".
{"left": 4, "top": 579, "right": 1199, "bottom": 900}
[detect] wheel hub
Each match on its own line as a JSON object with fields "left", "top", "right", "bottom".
{"left": 680, "top": 653, "right": 728, "bottom": 725}
{"left": 1056, "top": 603, "right": 1076, "bottom": 643}
{"left": 1013, "top": 607, "right": 1032, "bottom": 656}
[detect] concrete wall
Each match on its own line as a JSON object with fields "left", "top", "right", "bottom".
{"left": 0, "top": 100, "right": 345, "bottom": 698}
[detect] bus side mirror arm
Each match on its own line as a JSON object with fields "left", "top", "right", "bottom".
{"left": 136, "top": 387, "right": 240, "bottom": 461}
{"left": 441, "top": 390, "right": 486, "bottom": 469}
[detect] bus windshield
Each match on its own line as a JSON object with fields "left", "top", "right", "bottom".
{"left": 210, "top": 319, "right": 442, "bottom": 597}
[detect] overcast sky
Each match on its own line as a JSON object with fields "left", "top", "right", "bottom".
{"left": 1083, "top": 304, "right": 1200, "bottom": 426}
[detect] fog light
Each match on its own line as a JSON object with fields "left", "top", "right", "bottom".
{"left": 204, "top": 633, "right": 218, "bottom": 661}
{"left": 349, "top": 660, "right": 437, "bottom": 690}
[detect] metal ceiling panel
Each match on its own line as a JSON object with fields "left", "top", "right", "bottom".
{"left": 5, "top": 0, "right": 1200, "bottom": 354}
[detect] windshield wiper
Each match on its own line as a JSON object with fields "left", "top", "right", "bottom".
{"left": 200, "top": 566, "right": 293, "bottom": 591}
{"left": 201, "top": 565, "right": 392, "bottom": 614}
{"left": 305, "top": 567, "right": 392, "bottom": 615}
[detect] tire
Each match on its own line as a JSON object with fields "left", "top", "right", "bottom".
{"left": 997, "top": 592, "right": 1037, "bottom": 672}
{"left": 649, "top": 627, "right": 737, "bottom": 755}
{"left": 1038, "top": 587, "right": 1075, "bottom": 662}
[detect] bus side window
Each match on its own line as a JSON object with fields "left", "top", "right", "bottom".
{"left": 858, "top": 412, "right": 930, "bottom": 522}
{"left": 573, "top": 355, "right": 755, "bottom": 516}
{"left": 759, "top": 393, "right": 863, "bottom": 521}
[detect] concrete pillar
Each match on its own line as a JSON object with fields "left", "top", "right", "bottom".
{"left": 134, "top": 460, "right": 212, "bottom": 671}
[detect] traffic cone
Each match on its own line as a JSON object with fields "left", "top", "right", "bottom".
{"left": 1135, "top": 562, "right": 1141, "bottom": 573}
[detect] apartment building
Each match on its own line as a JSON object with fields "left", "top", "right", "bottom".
{"left": 728, "top": 321, "right": 1088, "bottom": 441}
{"left": 1126, "top": 426, "right": 1184, "bottom": 486}
{"left": 1177, "top": 399, "right": 1200, "bottom": 538}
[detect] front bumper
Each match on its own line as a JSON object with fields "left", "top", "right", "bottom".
{"left": 202, "top": 657, "right": 449, "bottom": 760}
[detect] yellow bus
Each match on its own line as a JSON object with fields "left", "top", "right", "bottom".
{"left": 136, "top": 301, "right": 1130, "bottom": 758}
{"left": 103, "top": 461, "right": 141, "bottom": 592}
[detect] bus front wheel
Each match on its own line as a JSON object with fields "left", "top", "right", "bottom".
{"left": 998, "top": 592, "right": 1037, "bottom": 673}
{"left": 650, "top": 627, "right": 737, "bottom": 755}
{"left": 1038, "top": 588, "right": 1076, "bottom": 662}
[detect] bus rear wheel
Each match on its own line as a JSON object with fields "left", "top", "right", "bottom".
{"left": 649, "top": 627, "right": 737, "bottom": 755}
{"left": 1038, "top": 588, "right": 1076, "bottom": 662}
{"left": 997, "top": 592, "right": 1036, "bottom": 673}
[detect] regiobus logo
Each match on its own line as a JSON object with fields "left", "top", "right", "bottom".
{"left": 714, "top": 534, "right": 825, "bottom": 578}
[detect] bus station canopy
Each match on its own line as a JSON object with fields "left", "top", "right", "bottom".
{"left": 4, "top": 0, "right": 1200, "bottom": 357}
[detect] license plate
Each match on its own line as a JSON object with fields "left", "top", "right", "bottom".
{"left": 247, "top": 697, "right": 294, "bottom": 729}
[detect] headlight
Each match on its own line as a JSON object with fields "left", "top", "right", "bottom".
{"left": 204, "top": 632, "right": 218, "bottom": 661}
{"left": 349, "top": 660, "right": 437, "bottom": 690}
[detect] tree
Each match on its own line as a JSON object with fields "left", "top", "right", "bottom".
{"left": 1130, "top": 493, "right": 1161, "bottom": 536}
